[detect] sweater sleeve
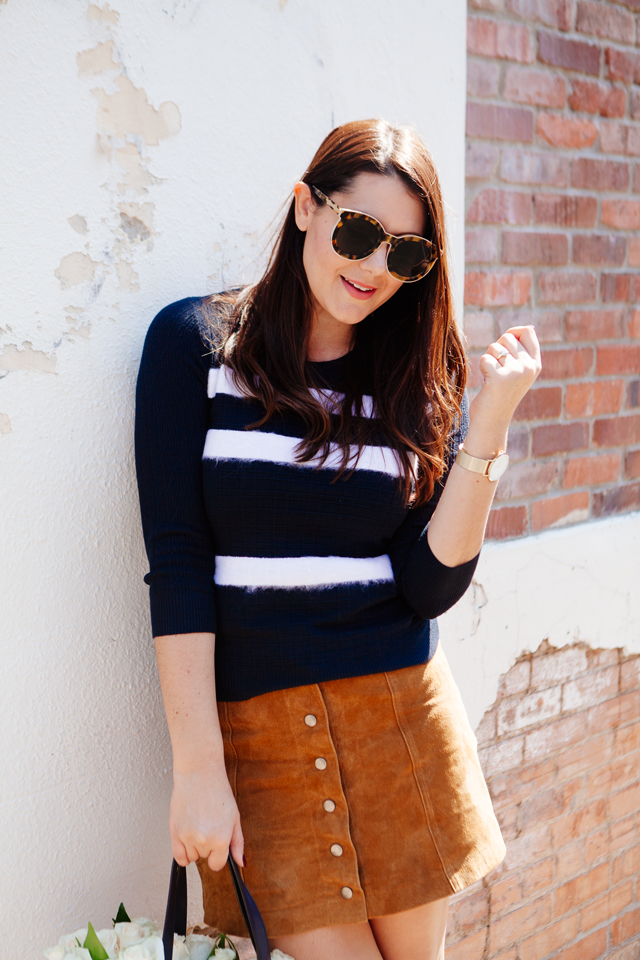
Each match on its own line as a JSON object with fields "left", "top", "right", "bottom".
{"left": 387, "top": 392, "right": 480, "bottom": 621}
{"left": 134, "top": 297, "right": 217, "bottom": 637}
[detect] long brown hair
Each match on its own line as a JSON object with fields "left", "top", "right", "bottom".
{"left": 205, "top": 118, "right": 467, "bottom": 505}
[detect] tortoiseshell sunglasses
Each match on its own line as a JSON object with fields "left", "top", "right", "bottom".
{"left": 311, "top": 185, "right": 438, "bottom": 283}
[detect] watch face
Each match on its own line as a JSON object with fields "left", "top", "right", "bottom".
{"left": 488, "top": 453, "right": 510, "bottom": 482}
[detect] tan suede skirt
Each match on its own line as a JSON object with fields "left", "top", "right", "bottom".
{"left": 197, "top": 643, "right": 505, "bottom": 937}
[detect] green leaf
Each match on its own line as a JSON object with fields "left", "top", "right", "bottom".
{"left": 208, "top": 932, "right": 239, "bottom": 959}
{"left": 83, "top": 922, "right": 109, "bottom": 960}
{"left": 112, "top": 902, "right": 131, "bottom": 925}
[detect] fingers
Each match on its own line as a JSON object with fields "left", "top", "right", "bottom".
{"left": 171, "top": 836, "right": 191, "bottom": 868}
{"left": 499, "top": 325, "right": 542, "bottom": 364}
{"left": 229, "top": 814, "right": 245, "bottom": 870}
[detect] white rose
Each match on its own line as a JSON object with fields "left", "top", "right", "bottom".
{"left": 95, "top": 928, "right": 120, "bottom": 958}
{"left": 185, "top": 934, "right": 217, "bottom": 960}
{"left": 271, "top": 951, "right": 295, "bottom": 960}
{"left": 43, "top": 946, "right": 66, "bottom": 960}
{"left": 58, "top": 931, "right": 88, "bottom": 952}
{"left": 122, "top": 936, "right": 164, "bottom": 960}
{"left": 212, "top": 949, "right": 236, "bottom": 960}
{"left": 172, "top": 936, "right": 191, "bottom": 960}
{"left": 63, "top": 950, "right": 92, "bottom": 960}
{"left": 114, "top": 922, "right": 147, "bottom": 949}
{"left": 132, "top": 917, "right": 160, "bottom": 937}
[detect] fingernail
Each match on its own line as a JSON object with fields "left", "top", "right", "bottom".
{"left": 243, "top": 854, "right": 247, "bottom": 867}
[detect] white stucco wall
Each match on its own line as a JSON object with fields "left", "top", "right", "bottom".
{"left": 0, "top": 0, "right": 469, "bottom": 951}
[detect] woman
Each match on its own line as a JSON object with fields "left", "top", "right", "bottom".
{"left": 135, "top": 119, "right": 540, "bottom": 960}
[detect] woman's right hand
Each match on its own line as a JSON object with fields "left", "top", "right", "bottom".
{"left": 169, "top": 765, "right": 244, "bottom": 872}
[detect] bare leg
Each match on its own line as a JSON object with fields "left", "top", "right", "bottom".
{"left": 271, "top": 921, "right": 383, "bottom": 960}
{"left": 370, "top": 897, "right": 449, "bottom": 960}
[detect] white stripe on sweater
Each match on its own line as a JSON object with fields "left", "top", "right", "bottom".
{"left": 202, "top": 428, "right": 402, "bottom": 477}
{"left": 208, "top": 365, "right": 376, "bottom": 418}
{"left": 214, "top": 554, "right": 394, "bottom": 588}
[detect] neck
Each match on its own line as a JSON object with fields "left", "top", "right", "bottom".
{"left": 307, "top": 308, "right": 355, "bottom": 362}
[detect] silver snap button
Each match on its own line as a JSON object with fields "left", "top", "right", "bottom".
{"left": 323, "top": 799, "right": 336, "bottom": 813}
{"left": 341, "top": 886, "right": 353, "bottom": 900}
{"left": 330, "top": 843, "right": 343, "bottom": 857}
{"left": 304, "top": 714, "right": 317, "bottom": 727}
{"left": 315, "top": 757, "right": 327, "bottom": 770}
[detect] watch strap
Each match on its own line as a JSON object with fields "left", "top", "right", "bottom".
{"left": 456, "top": 444, "right": 507, "bottom": 480}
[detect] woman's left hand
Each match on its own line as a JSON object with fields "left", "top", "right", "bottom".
{"left": 469, "top": 325, "right": 542, "bottom": 430}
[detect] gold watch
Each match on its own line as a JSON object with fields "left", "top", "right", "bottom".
{"left": 455, "top": 444, "right": 509, "bottom": 482}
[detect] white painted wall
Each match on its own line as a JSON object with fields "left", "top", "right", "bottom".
{"left": 0, "top": 0, "right": 468, "bottom": 951}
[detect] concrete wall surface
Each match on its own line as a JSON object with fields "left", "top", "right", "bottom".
{"left": 0, "top": 0, "right": 468, "bottom": 950}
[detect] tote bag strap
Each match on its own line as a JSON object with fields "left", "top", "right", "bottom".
{"left": 162, "top": 856, "right": 270, "bottom": 960}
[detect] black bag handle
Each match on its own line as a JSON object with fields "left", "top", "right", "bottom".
{"left": 162, "top": 856, "right": 270, "bottom": 960}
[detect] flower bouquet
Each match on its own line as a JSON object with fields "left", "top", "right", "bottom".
{"left": 44, "top": 903, "right": 292, "bottom": 960}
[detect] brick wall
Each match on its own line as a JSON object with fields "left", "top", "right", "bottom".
{"left": 464, "top": 0, "right": 640, "bottom": 540}
{"left": 446, "top": 641, "right": 640, "bottom": 959}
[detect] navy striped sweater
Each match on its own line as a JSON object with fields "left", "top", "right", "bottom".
{"left": 134, "top": 298, "right": 479, "bottom": 701}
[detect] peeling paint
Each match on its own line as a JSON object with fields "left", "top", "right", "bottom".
{"left": 118, "top": 201, "right": 153, "bottom": 238}
{"left": 91, "top": 76, "right": 181, "bottom": 146}
{"left": 115, "top": 259, "right": 140, "bottom": 291}
{"left": 68, "top": 215, "right": 88, "bottom": 235}
{"left": 54, "top": 252, "right": 100, "bottom": 289}
{"left": 115, "top": 143, "right": 160, "bottom": 194}
{"left": 87, "top": 3, "right": 119, "bottom": 24}
{"left": 71, "top": 323, "right": 92, "bottom": 339}
{"left": 0, "top": 412, "right": 11, "bottom": 435}
{"left": 0, "top": 342, "right": 57, "bottom": 374}
{"left": 279, "top": 0, "right": 289, "bottom": 9}
{"left": 77, "top": 41, "right": 118, "bottom": 76}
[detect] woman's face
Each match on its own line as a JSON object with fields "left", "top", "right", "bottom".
{"left": 294, "top": 171, "right": 426, "bottom": 335}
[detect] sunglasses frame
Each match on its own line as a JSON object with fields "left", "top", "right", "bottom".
{"left": 311, "top": 185, "right": 438, "bottom": 283}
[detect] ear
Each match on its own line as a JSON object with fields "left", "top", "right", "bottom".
{"left": 293, "top": 181, "right": 316, "bottom": 233}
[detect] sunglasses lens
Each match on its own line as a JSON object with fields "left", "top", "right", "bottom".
{"left": 333, "top": 213, "right": 381, "bottom": 260}
{"left": 388, "top": 238, "right": 435, "bottom": 282}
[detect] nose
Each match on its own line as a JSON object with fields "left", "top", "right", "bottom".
{"left": 361, "top": 242, "right": 389, "bottom": 277}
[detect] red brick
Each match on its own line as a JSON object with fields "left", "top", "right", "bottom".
{"left": 489, "top": 896, "right": 552, "bottom": 953}
{"left": 466, "top": 142, "right": 500, "bottom": 179}
{"left": 497, "top": 686, "right": 562, "bottom": 735}
{"left": 616, "top": 727, "right": 640, "bottom": 758}
{"left": 611, "top": 906, "right": 640, "bottom": 946}
{"left": 504, "top": 65, "right": 566, "bottom": 107}
{"left": 525, "top": 713, "right": 586, "bottom": 761}
{"left": 451, "top": 885, "right": 490, "bottom": 937}
{"left": 557, "top": 731, "right": 614, "bottom": 779}
{"left": 507, "top": 427, "right": 530, "bottom": 459}
{"left": 469, "top": 0, "right": 501, "bottom": 9}
{"left": 467, "top": 188, "right": 532, "bottom": 224}
{"left": 629, "top": 309, "right": 640, "bottom": 337}
{"left": 584, "top": 825, "right": 611, "bottom": 864}
{"left": 467, "top": 59, "right": 500, "bottom": 99}
{"left": 593, "top": 481, "right": 640, "bottom": 517}
{"left": 601, "top": 273, "right": 640, "bottom": 302}
{"left": 533, "top": 423, "right": 589, "bottom": 457}
{"left": 502, "top": 147, "right": 569, "bottom": 186}
{"left": 490, "top": 875, "right": 522, "bottom": 916}
{"left": 520, "top": 916, "right": 579, "bottom": 960}
{"left": 557, "top": 840, "right": 586, "bottom": 880}
{"left": 465, "top": 271, "right": 532, "bottom": 306}
{"left": 630, "top": 240, "right": 640, "bottom": 268}
{"left": 612, "top": 843, "right": 640, "bottom": 882}
{"left": 532, "top": 490, "right": 589, "bottom": 529}
{"left": 576, "top": 0, "right": 635, "bottom": 42}
{"left": 571, "top": 157, "right": 630, "bottom": 191}
{"left": 467, "top": 102, "right": 535, "bottom": 141}
{"left": 498, "top": 658, "right": 531, "bottom": 697}
{"left": 513, "top": 385, "right": 563, "bottom": 420}
{"left": 554, "top": 929, "right": 607, "bottom": 960}
{"left": 520, "top": 779, "right": 581, "bottom": 832}
{"left": 572, "top": 234, "right": 627, "bottom": 267}
{"left": 539, "top": 271, "right": 597, "bottom": 303}
{"left": 495, "top": 459, "right": 559, "bottom": 500}
{"left": 588, "top": 752, "right": 640, "bottom": 798}
{"left": 468, "top": 17, "right": 535, "bottom": 62}
{"left": 550, "top": 798, "right": 607, "bottom": 846}
{"left": 539, "top": 346, "right": 593, "bottom": 379}
{"left": 537, "top": 112, "right": 598, "bottom": 148}
{"left": 479, "top": 737, "right": 525, "bottom": 777}
{"left": 580, "top": 882, "right": 634, "bottom": 932}
{"left": 625, "top": 448, "right": 640, "bottom": 478}
{"left": 600, "top": 121, "right": 640, "bottom": 157}
{"left": 618, "top": 0, "right": 640, "bottom": 11}
{"left": 466, "top": 228, "right": 499, "bottom": 264}
{"left": 601, "top": 199, "right": 640, "bottom": 230}
{"left": 534, "top": 192, "right": 597, "bottom": 227}
{"left": 496, "top": 307, "right": 562, "bottom": 342}
{"left": 569, "top": 78, "right": 626, "bottom": 117}
{"left": 503, "top": 230, "right": 568, "bottom": 265}
{"left": 588, "top": 691, "right": 640, "bottom": 732}
{"left": 563, "top": 665, "right": 619, "bottom": 711}
{"left": 566, "top": 308, "right": 626, "bottom": 340}
{"left": 620, "top": 656, "right": 640, "bottom": 691}
{"left": 606, "top": 46, "right": 640, "bottom": 84}
{"left": 532, "top": 644, "right": 588, "bottom": 687}
{"left": 594, "top": 412, "right": 640, "bottom": 446}
{"left": 564, "top": 452, "right": 621, "bottom": 487}
{"left": 631, "top": 88, "right": 640, "bottom": 121}
{"left": 538, "top": 30, "right": 600, "bottom": 74}
{"left": 596, "top": 345, "right": 640, "bottom": 376}
{"left": 486, "top": 505, "right": 528, "bottom": 539}
{"left": 625, "top": 376, "right": 637, "bottom": 408}
{"left": 634, "top": 162, "right": 640, "bottom": 193}
{"left": 506, "top": 0, "right": 573, "bottom": 28}
{"left": 445, "top": 929, "right": 487, "bottom": 960}
{"left": 522, "top": 856, "right": 555, "bottom": 897}
{"left": 464, "top": 311, "right": 494, "bottom": 348}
